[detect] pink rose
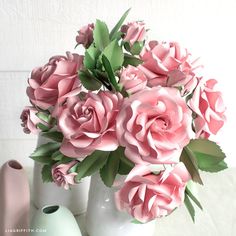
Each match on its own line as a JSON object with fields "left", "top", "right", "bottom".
{"left": 52, "top": 160, "right": 78, "bottom": 190}
{"left": 139, "top": 41, "right": 201, "bottom": 91}
{"left": 27, "top": 52, "right": 83, "bottom": 110}
{"left": 115, "top": 163, "right": 191, "bottom": 223}
{"left": 119, "top": 65, "right": 147, "bottom": 94}
{"left": 121, "top": 21, "right": 146, "bottom": 46}
{"left": 76, "top": 23, "right": 94, "bottom": 48}
{"left": 59, "top": 91, "right": 123, "bottom": 159}
{"left": 20, "top": 106, "right": 43, "bottom": 134}
{"left": 188, "top": 78, "right": 226, "bottom": 137}
{"left": 116, "top": 87, "right": 193, "bottom": 164}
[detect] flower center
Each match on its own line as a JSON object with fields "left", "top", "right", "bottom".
{"left": 150, "top": 117, "right": 169, "bottom": 132}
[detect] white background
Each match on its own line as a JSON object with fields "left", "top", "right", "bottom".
{"left": 0, "top": 0, "right": 235, "bottom": 168}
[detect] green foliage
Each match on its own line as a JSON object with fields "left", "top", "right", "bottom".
{"left": 84, "top": 44, "right": 100, "bottom": 69}
{"left": 75, "top": 150, "right": 110, "bottom": 181}
{"left": 103, "top": 40, "right": 124, "bottom": 71}
{"left": 100, "top": 149, "right": 121, "bottom": 187}
{"left": 30, "top": 142, "right": 60, "bottom": 164}
{"left": 184, "top": 194, "right": 196, "bottom": 222}
{"left": 180, "top": 147, "right": 203, "bottom": 185}
{"left": 100, "top": 147, "right": 135, "bottom": 187}
{"left": 41, "top": 164, "right": 53, "bottom": 183}
{"left": 93, "top": 20, "right": 110, "bottom": 51}
{"left": 79, "top": 70, "right": 102, "bottom": 91}
{"left": 102, "top": 55, "right": 121, "bottom": 92}
{"left": 123, "top": 53, "right": 143, "bottom": 67}
{"left": 187, "top": 139, "right": 227, "bottom": 172}
{"left": 110, "top": 8, "right": 131, "bottom": 40}
{"left": 42, "top": 131, "right": 63, "bottom": 143}
{"left": 131, "top": 219, "right": 144, "bottom": 224}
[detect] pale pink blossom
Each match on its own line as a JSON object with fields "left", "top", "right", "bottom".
{"left": 52, "top": 160, "right": 78, "bottom": 190}
{"left": 59, "top": 91, "right": 123, "bottom": 159}
{"left": 20, "top": 106, "right": 43, "bottom": 134}
{"left": 188, "top": 78, "right": 226, "bottom": 137}
{"left": 115, "top": 163, "right": 191, "bottom": 223}
{"left": 116, "top": 87, "right": 193, "bottom": 164}
{"left": 121, "top": 21, "right": 146, "bottom": 46}
{"left": 139, "top": 41, "right": 201, "bottom": 92}
{"left": 27, "top": 52, "right": 83, "bottom": 111}
{"left": 76, "top": 23, "right": 94, "bottom": 48}
{"left": 119, "top": 65, "right": 147, "bottom": 94}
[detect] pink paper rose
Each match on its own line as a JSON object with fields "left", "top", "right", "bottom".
{"left": 76, "top": 23, "right": 94, "bottom": 48}
{"left": 52, "top": 160, "right": 78, "bottom": 190}
{"left": 59, "top": 91, "right": 123, "bottom": 159}
{"left": 115, "top": 163, "right": 191, "bottom": 223}
{"left": 27, "top": 52, "right": 83, "bottom": 111}
{"left": 188, "top": 78, "right": 226, "bottom": 137}
{"left": 20, "top": 106, "right": 43, "bottom": 134}
{"left": 139, "top": 41, "right": 201, "bottom": 91}
{"left": 121, "top": 21, "right": 146, "bottom": 46}
{"left": 116, "top": 87, "right": 193, "bottom": 164}
{"left": 119, "top": 65, "right": 147, "bottom": 94}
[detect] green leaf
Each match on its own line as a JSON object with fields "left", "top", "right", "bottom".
{"left": 131, "top": 219, "right": 144, "bottom": 224}
{"left": 36, "top": 112, "right": 50, "bottom": 123}
{"left": 76, "top": 150, "right": 109, "bottom": 181}
{"left": 185, "top": 186, "right": 203, "bottom": 210}
{"left": 51, "top": 150, "right": 65, "bottom": 161}
{"left": 187, "top": 139, "right": 227, "bottom": 173}
{"left": 102, "top": 55, "right": 121, "bottom": 91}
{"left": 84, "top": 44, "right": 100, "bottom": 69}
{"left": 37, "top": 123, "right": 49, "bottom": 132}
{"left": 123, "top": 53, "right": 143, "bottom": 67}
{"left": 93, "top": 19, "right": 110, "bottom": 50}
{"left": 41, "top": 165, "right": 53, "bottom": 183}
{"left": 118, "top": 147, "right": 135, "bottom": 175}
{"left": 130, "top": 41, "right": 144, "bottom": 55}
{"left": 184, "top": 194, "right": 195, "bottom": 223}
{"left": 42, "top": 131, "right": 63, "bottom": 143}
{"left": 100, "top": 148, "right": 122, "bottom": 187}
{"left": 103, "top": 40, "right": 124, "bottom": 70}
{"left": 180, "top": 147, "right": 203, "bottom": 185}
{"left": 79, "top": 70, "right": 102, "bottom": 91}
{"left": 110, "top": 8, "right": 131, "bottom": 40}
{"left": 30, "top": 142, "right": 60, "bottom": 164}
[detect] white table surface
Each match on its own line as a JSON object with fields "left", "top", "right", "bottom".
{"left": 27, "top": 168, "right": 236, "bottom": 236}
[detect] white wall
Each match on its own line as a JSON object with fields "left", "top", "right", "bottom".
{"left": 0, "top": 0, "right": 235, "bottom": 167}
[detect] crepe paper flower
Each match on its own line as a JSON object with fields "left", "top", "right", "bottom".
{"left": 119, "top": 65, "right": 147, "bottom": 94}
{"left": 139, "top": 41, "right": 202, "bottom": 92}
{"left": 52, "top": 160, "right": 78, "bottom": 190}
{"left": 116, "top": 86, "right": 193, "bottom": 165}
{"left": 59, "top": 91, "right": 123, "bottom": 159}
{"left": 121, "top": 21, "right": 146, "bottom": 46}
{"left": 20, "top": 106, "right": 44, "bottom": 134}
{"left": 115, "top": 162, "right": 191, "bottom": 223}
{"left": 188, "top": 78, "right": 226, "bottom": 137}
{"left": 76, "top": 23, "right": 94, "bottom": 48}
{"left": 27, "top": 52, "right": 83, "bottom": 110}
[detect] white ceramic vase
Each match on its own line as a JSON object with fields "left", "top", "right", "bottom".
{"left": 32, "top": 135, "right": 90, "bottom": 215}
{"left": 0, "top": 160, "right": 30, "bottom": 236}
{"left": 86, "top": 173, "right": 156, "bottom": 236}
{"left": 30, "top": 205, "right": 82, "bottom": 236}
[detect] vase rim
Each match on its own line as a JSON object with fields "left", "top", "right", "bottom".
{"left": 42, "top": 205, "right": 60, "bottom": 215}
{"left": 7, "top": 160, "right": 23, "bottom": 170}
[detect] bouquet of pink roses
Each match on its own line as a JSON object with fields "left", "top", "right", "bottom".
{"left": 21, "top": 9, "right": 227, "bottom": 223}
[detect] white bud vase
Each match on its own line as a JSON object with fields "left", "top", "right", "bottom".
{"left": 30, "top": 205, "right": 82, "bottom": 236}
{"left": 32, "top": 135, "right": 90, "bottom": 215}
{"left": 86, "top": 173, "right": 156, "bottom": 236}
{"left": 0, "top": 160, "right": 30, "bottom": 236}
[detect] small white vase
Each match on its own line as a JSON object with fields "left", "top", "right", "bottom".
{"left": 86, "top": 173, "right": 156, "bottom": 236}
{"left": 30, "top": 205, "right": 82, "bottom": 236}
{"left": 32, "top": 135, "right": 90, "bottom": 215}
